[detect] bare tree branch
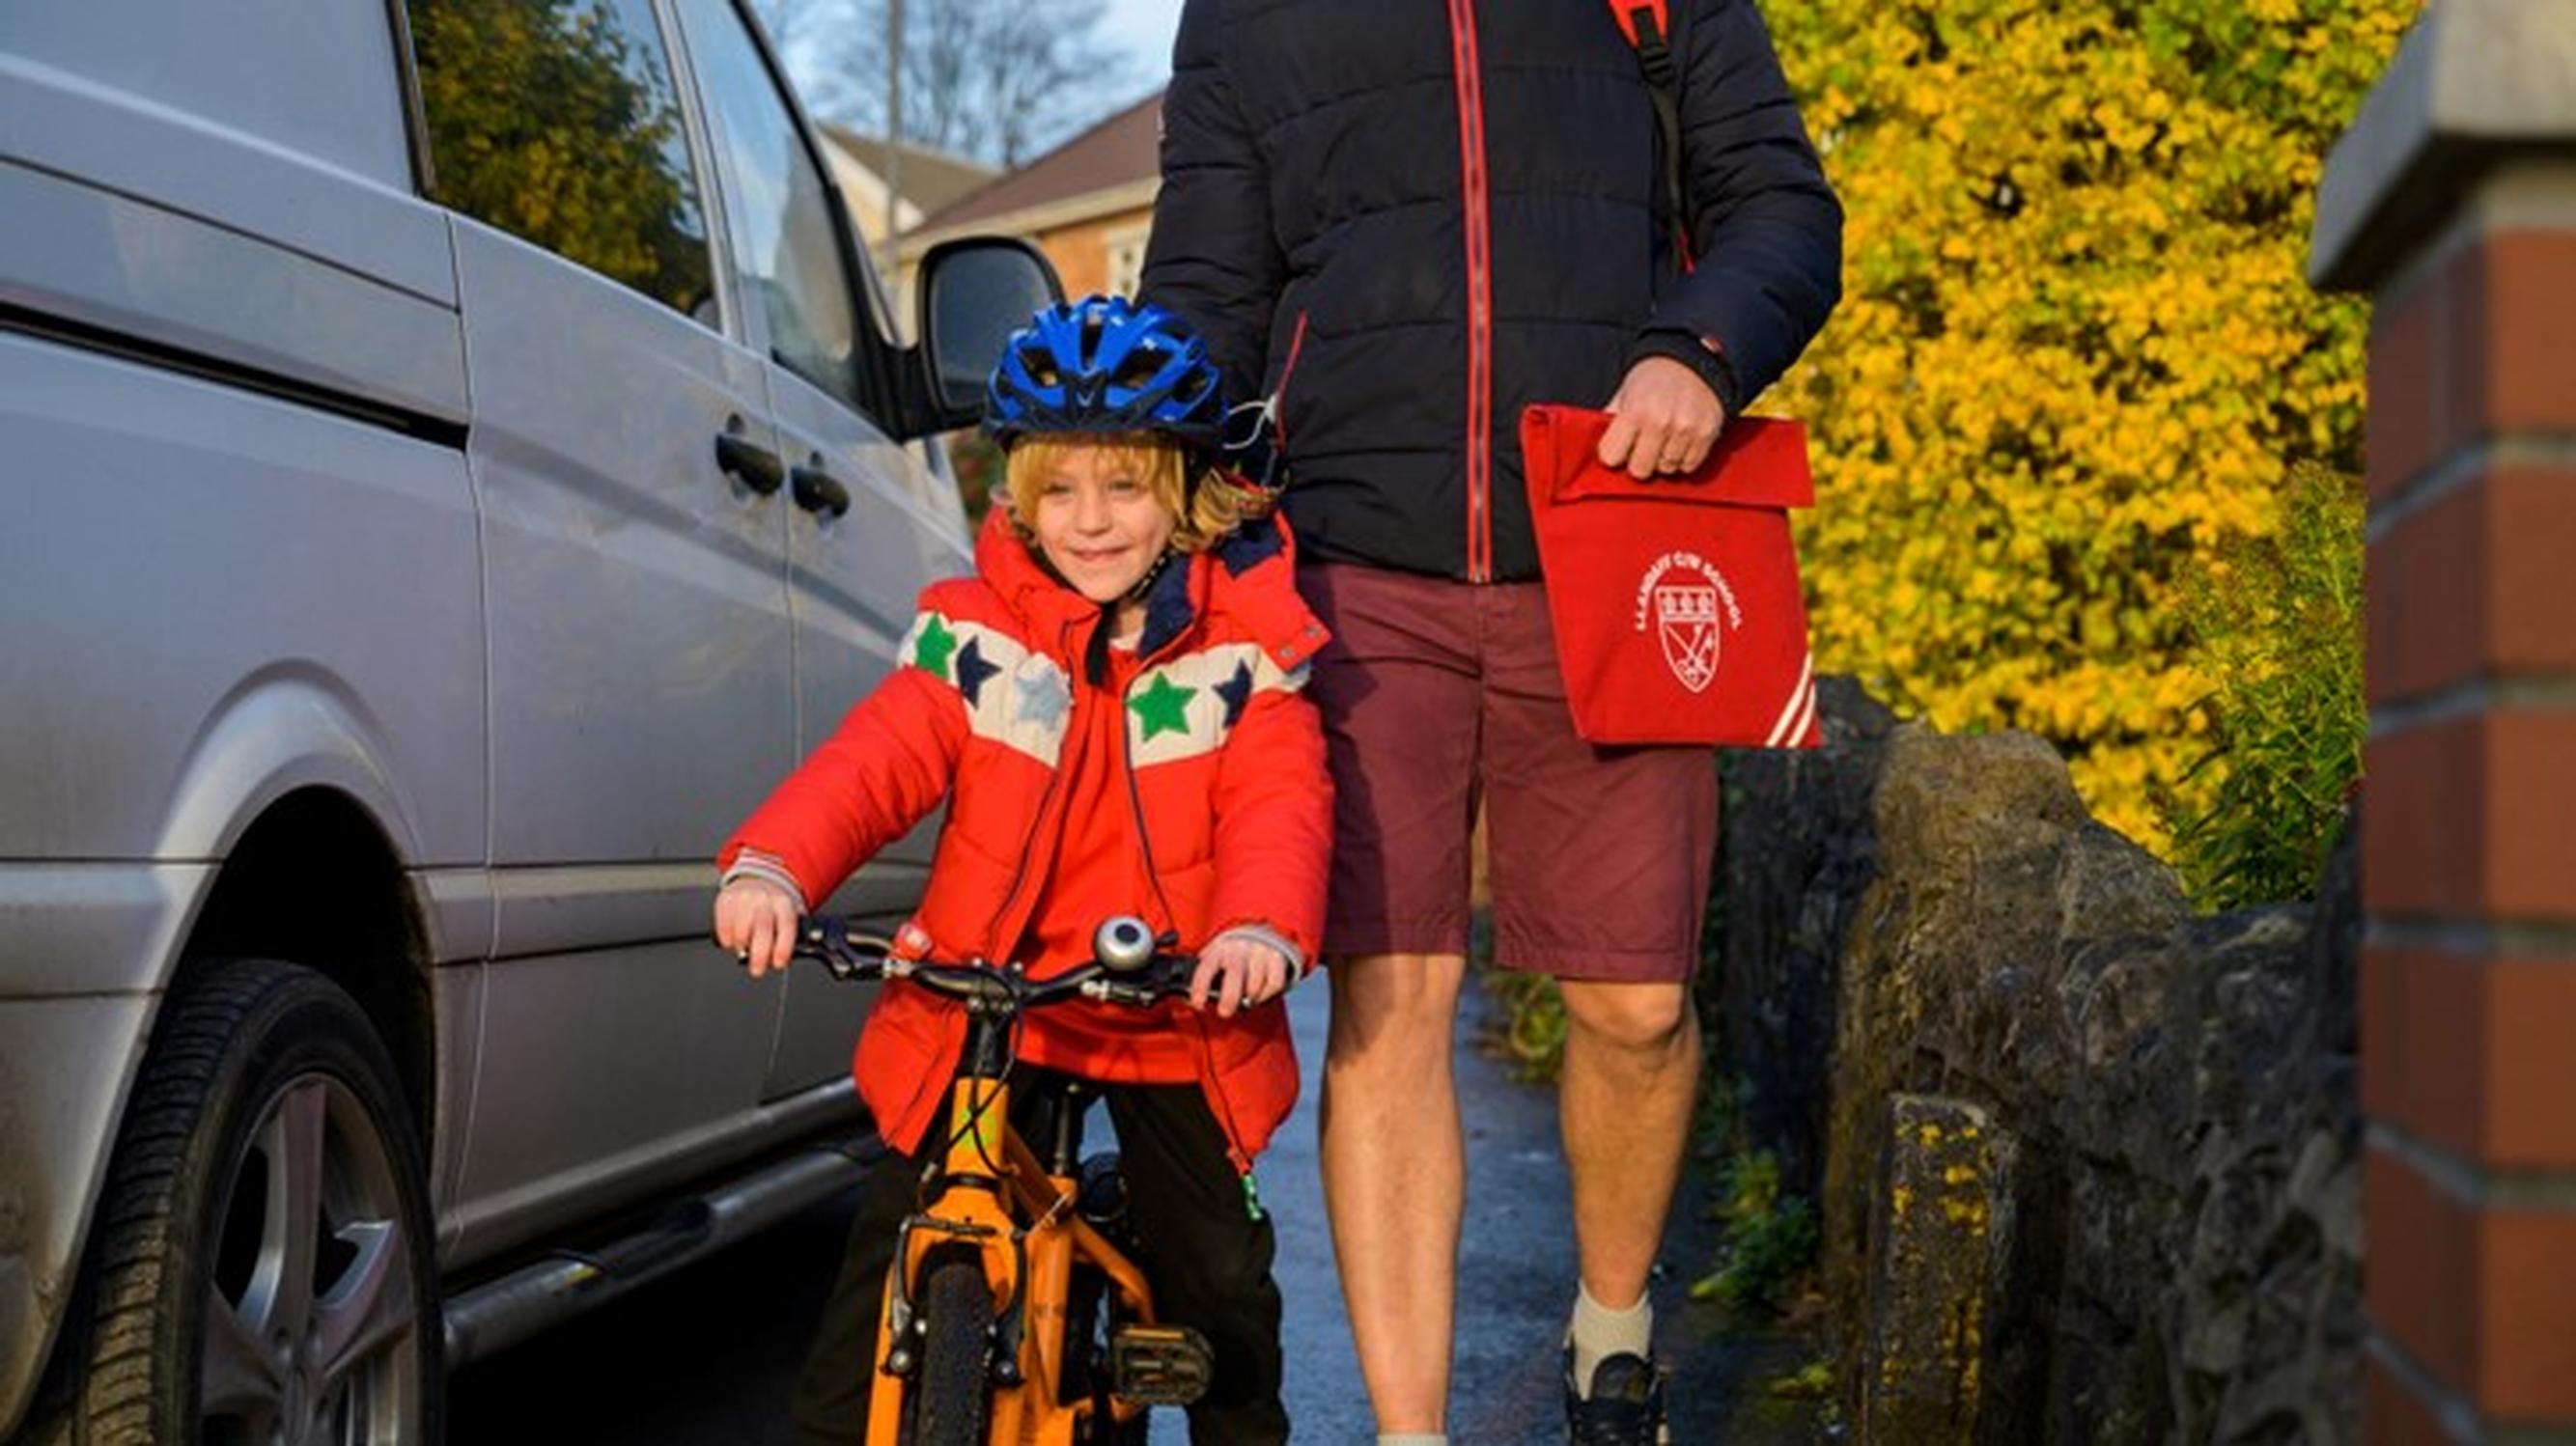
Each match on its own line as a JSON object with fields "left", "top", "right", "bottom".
{"left": 804, "top": 0, "right": 1134, "bottom": 166}
{"left": 747, "top": 0, "right": 837, "bottom": 61}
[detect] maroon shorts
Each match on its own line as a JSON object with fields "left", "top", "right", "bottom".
{"left": 1296, "top": 562, "right": 1720, "bottom": 983}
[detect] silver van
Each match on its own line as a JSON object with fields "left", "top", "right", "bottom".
{"left": 0, "top": 2, "right": 1053, "bottom": 1438}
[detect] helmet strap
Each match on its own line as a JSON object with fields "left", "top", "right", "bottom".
{"left": 1124, "top": 546, "right": 1177, "bottom": 606}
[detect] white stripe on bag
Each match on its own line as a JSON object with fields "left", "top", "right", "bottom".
{"left": 1765, "top": 653, "right": 1816, "bottom": 748}
{"left": 1787, "top": 678, "right": 1818, "bottom": 746}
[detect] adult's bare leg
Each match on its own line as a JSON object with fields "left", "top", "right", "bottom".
{"left": 1321, "top": 950, "right": 1470, "bottom": 1435}
{"left": 1555, "top": 979, "right": 1700, "bottom": 1313}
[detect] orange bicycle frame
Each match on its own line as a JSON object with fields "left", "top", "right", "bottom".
{"left": 862, "top": 1074, "right": 1160, "bottom": 1445}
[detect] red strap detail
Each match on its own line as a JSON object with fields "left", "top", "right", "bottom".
{"left": 1609, "top": 0, "right": 1669, "bottom": 49}
{"left": 1272, "top": 309, "right": 1310, "bottom": 447}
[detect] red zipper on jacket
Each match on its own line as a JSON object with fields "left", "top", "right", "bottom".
{"left": 1445, "top": 0, "right": 1496, "bottom": 583}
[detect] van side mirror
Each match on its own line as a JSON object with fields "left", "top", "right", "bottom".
{"left": 890, "top": 237, "right": 1061, "bottom": 439}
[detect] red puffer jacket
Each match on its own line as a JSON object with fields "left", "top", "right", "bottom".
{"left": 718, "top": 508, "right": 1332, "bottom": 1168}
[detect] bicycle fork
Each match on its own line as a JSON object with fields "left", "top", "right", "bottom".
{"left": 866, "top": 1059, "right": 1215, "bottom": 1443}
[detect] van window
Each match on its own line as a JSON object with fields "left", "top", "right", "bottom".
{"left": 674, "top": 0, "right": 867, "bottom": 411}
{"left": 406, "top": 0, "right": 717, "bottom": 322}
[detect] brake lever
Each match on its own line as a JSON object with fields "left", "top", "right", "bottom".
{"left": 1152, "top": 952, "right": 1202, "bottom": 1004}
{"left": 798, "top": 917, "right": 899, "bottom": 983}
{"left": 1077, "top": 960, "right": 1193, "bottom": 1011}
{"left": 1083, "top": 979, "right": 1157, "bottom": 1009}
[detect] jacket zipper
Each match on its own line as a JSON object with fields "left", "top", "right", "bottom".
{"left": 1116, "top": 692, "right": 1184, "bottom": 944}
{"left": 1445, "top": 0, "right": 1496, "bottom": 582}
{"left": 1120, "top": 636, "right": 1256, "bottom": 1175}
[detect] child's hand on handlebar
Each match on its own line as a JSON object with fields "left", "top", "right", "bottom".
{"left": 1190, "top": 932, "right": 1292, "bottom": 1017}
{"left": 714, "top": 876, "right": 801, "bottom": 978}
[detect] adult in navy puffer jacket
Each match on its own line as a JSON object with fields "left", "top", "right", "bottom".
{"left": 1142, "top": 0, "right": 1840, "bottom": 582}
{"left": 1141, "top": 4, "right": 1840, "bottom": 1441}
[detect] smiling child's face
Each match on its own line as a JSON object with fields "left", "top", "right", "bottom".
{"left": 1028, "top": 445, "right": 1179, "bottom": 605}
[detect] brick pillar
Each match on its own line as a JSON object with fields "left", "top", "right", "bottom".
{"left": 2310, "top": 2, "right": 2576, "bottom": 1439}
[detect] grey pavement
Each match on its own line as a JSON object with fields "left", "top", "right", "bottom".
{"left": 449, "top": 975, "right": 1824, "bottom": 1442}
{"left": 1224, "top": 978, "right": 1824, "bottom": 1444}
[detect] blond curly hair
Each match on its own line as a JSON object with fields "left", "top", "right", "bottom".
{"left": 999, "top": 434, "right": 1257, "bottom": 554}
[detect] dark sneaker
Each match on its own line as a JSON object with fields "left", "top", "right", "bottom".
{"left": 1564, "top": 1349, "right": 1670, "bottom": 1445}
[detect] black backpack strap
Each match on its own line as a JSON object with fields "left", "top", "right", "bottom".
{"left": 1610, "top": 0, "right": 1693, "bottom": 267}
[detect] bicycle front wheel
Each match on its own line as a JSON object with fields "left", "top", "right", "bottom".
{"left": 906, "top": 1255, "right": 994, "bottom": 1446}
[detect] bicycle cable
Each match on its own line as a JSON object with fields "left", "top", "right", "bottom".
{"left": 937, "top": 971, "right": 1027, "bottom": 1181}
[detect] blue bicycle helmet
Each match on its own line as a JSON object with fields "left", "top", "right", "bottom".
{"left": 984, "top": 294, "right": 1227, "bottom": 449}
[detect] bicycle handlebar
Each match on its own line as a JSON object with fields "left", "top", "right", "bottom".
{"left": 790, "top": 914, "right": 1198, "bottom": 1014}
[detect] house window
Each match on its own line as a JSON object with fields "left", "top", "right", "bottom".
{"left": 1104, "top": 222, "right": 1151, "bottom": 299}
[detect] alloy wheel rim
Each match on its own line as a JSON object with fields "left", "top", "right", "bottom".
{"left": 198, "top": 1071, "right": 419, "bottom": 1444}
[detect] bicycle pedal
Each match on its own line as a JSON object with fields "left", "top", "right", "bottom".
{"left": 1108, "top": 1322, "right": 1213, "bottom": 1406}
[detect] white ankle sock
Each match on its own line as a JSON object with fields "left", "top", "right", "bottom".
{"left": 1376, "top": 1435, "right": 1447, "bottom": 1445}
{"left": 1567, "top": 1281, "right": 1654, "bottom": 1395}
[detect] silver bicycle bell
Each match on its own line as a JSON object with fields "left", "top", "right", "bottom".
{"left": 1092, "top": 916, "right": 1155, "bottom": 974}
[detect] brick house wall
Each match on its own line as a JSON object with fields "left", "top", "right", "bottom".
{"left": 2310, "top": 1, "right": 2576, "bottom": 1438}
{"left": 1029, "top": 207, "right": 1157, "bottom": 302}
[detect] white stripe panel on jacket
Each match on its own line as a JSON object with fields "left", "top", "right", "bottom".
{"left": 899, "top": 610, "right": 1073, "bottom": 766}
{"left": 1125, "top": 641, "right": 1310, "bottom": 768}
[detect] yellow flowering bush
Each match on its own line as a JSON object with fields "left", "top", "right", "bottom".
{"left": 1759, "top": 0, "right": 2414, "bottom": 850}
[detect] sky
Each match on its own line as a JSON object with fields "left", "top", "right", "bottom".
{"left": 775, "top": 0, "right": 1184, "bottom": 154}
{"left": 1101, "top": 0, "right": 1187, "bottom": 79}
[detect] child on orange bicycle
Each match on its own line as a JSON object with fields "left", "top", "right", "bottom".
{"left": 712, "top": 294, "right": 1329, "bottom": 1445}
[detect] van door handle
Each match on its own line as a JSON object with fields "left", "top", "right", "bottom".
{"left": 791, "top": 464, "right": 852, "bottom": 519}
{"left": 714, "top": 431, "right": 785, "bottom": 496}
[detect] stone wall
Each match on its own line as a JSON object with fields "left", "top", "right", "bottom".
{"left": 1711, "top": 677, "right": 1894, "bottom": 1203}
{"left": 1716, "top": 699, "right": 2361, "bottom": 1442}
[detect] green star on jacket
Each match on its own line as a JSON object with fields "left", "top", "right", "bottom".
{"left": 910, "top": 615, "right": 958, "bottom": 680}
{"left": 1128, "top": 671, "right": 1197, "bottom": 741}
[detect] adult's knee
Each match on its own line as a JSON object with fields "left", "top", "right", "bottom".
{"left": 1558, "top": 981, "right": 1694, "bottom": 1057}
{"left": 1326, "top": 952, "right": 1467, "bottom": 1060}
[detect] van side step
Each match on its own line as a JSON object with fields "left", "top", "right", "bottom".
{"left": 440, "top": 1134, "right": 882, "bottom": 1366}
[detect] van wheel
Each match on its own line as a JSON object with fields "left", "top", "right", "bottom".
{"left": 44, "top": 959, "right": 440, "bottom": 1444}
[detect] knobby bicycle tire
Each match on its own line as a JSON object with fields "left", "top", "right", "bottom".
{"left": 907, "top": 1257, "right": 994, "bottom": 1445}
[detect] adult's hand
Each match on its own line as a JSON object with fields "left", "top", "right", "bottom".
{"left": 1596, "top": 355, "right": 1728, "bottom": 480}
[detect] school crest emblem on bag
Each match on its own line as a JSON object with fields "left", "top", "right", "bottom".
{"left": 1633, "top": 550, "right": 1742, "bottom": 695}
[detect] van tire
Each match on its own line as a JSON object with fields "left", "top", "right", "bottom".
{"left": 41, "top": 959, "right": 440, "bottom": 1444}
